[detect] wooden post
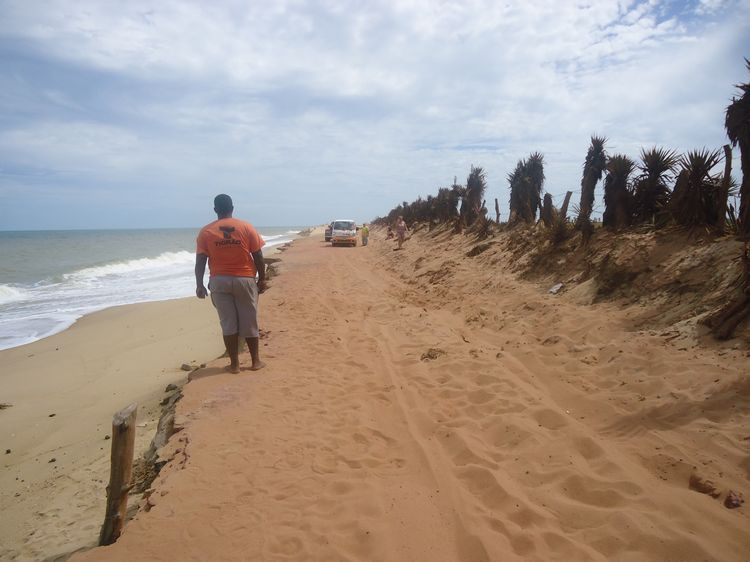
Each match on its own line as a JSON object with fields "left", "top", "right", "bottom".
{"left": 716, "top": 144, "right": 732, "bottom": 234}
{"left": 99, "top": 403, "right": 138, "bottom": 546}
{"left": 494, "top": 198, "right": 500, "bottom": 223}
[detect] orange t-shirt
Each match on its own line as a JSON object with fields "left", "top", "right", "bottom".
{"left": 196, "top": 218, "right": 265, "bottom": 277}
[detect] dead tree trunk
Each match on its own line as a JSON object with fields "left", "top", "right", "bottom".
{"left": 703, "top": 243, "right": 750, "bottom": 339}
{"left": 551, "top": 191, "right": 574, "bottom": 245}
{"left": 494, "top": 198, "right": 500, "bottom": 224}
{"left": 541, "top": 193, "right": 554, "bottom": 227}
{"left": 99, "top": 403, "right": 138, "bottom": 546}
{"left": 559, "top": 191, "right": 573, "bottom": 221}
{"left": 715, "top": 144, "right": 732, "bottom": 234}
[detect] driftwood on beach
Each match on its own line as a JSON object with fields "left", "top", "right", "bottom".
{"left": 98, "top": 403, "right": 138, "bottom": 546}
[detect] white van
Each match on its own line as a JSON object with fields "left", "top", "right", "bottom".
{"left": 330, "top": 219, "right": 358, "bottom": 247}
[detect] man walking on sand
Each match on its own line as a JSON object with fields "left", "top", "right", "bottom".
{"left": 195, "top": 194, "right": 266, "bottom": 373}
{"left": 361, "top": 223, "right": 369, "bottom": 246}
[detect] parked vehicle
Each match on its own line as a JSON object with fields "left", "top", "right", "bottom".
{"left": 324, "top": 222, "right": 333, "bottom": 242}
{"left": 330, "top": 219, "right": 357, "bottom": 247}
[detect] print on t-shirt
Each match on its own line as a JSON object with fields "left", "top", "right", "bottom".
{"left": 217, "top": 226, "right": 241, "bottom": 246}
{"left": 196, "top": 218, "right": 265, "bottom": 277}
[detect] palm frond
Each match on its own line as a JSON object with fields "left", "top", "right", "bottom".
{"left": 576, "top": 135, "right": 608, "bottom": 237}
{"left": 669, "top": 148, "right": 724, "bottom": 228}
{"left": 603, "top": 154, "right": 635, "bottom": 230}
{"left": 632, "top": 147, "right": 679, "bottom": 225}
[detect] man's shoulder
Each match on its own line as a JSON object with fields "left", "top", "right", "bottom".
{"left": 198, "top": 220, "right": 218, "bottom": 236}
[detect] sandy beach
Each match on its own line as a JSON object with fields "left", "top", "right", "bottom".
{"left": 0, "top": 296, "right": 225, "bottom": 560}
{"left": 57, "top": 227, "right": 750, "bottom": 561}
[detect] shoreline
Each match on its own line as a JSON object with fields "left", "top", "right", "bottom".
{"left": 0, "top": 237, "right": 298, "bottom": 560}
{"left": 1, "top": 234, "right": 296, "bottom": 353}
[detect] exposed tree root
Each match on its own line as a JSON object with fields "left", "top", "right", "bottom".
{"left": 703, "top": 243, "right": 750, "bottom": 339}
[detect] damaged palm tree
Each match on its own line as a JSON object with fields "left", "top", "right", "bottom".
{"left": 576, "top": 136, "right": 607, "bottom": 242}
{"left": 508, "top": 152, "right": 545, "bottom": 224}
{"left": 602, "top": 154, "right": 635, "bottom": 230}
{"left": 433, "top": 186, "right": 461, "bottom": 224}
{"left": 526, "top": 152, "right": 545, "bottom": 221}
{"left": 669, "top": 149, "right": 723, "bottom": 228}
{"left": 631, "top": 147, "right": 679, "bottom": 226}
{"left": 726, "top": 59, "right": 750, "bottom": 236}
{"left": 507, "top": 160, "right": 526, "bottom": 223}
{"left": 549, "top": 191, "right": 573, "bottom": 245}
{"left": 540, "top": 193, "right": 555, "bottom": 227}
{"left": 464, "top": 166, "right": 487, "bottom": 226}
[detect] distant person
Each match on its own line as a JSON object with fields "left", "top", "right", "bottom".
{"left": 195, "top": 194, "right": 266, "bottom": 373}
{"left": 395, "top": 216, "right": 409, "bottom": 250}
{"left": 361, "top": 223, "right": 370, "bottom": 246}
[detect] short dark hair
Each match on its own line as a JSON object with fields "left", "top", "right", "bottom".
{"left": 214, "top": 194, "right": 233, "bottom": 215}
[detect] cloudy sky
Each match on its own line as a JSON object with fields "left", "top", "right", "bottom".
{"left": 0, "top": 0, "right": 748, "bottom": 230}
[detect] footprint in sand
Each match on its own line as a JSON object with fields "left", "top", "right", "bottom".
{"left": 558, "top": 474, "right": 643, "bottom": 507}
{"left": 532, "top": 408, "right": 569, "bottom": 430}
{"left": 467, "top": 388, "right": 495, "bottom": 405}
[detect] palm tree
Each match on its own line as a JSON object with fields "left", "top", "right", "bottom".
{"left": 526, "top": 152, "right": 545, "bottom": 221}
{"left": 465, "top": 166, "right": 487, "bottom": 226}
{"left": 508, "top": 159, "right": 526, "bottom": 223}
{"left": 726, "top": 59, "right": 750, "bottom": 235}
{"left": 669, "top": 149, "right": 723, "bottom": 228}
{"left": 631, "top": 147, "right": 679, "bottom": 225}
{"left": 602, "top": 154, "right": 635, "bottom": 230}
{"left": 433, "top": 186, "right": 460, "bottom": 223}
{"left": 508, "top": 153, "right": 545, "bottom": 224}
{"left": 576, "top": 136, "right": 607, "bottom": 239}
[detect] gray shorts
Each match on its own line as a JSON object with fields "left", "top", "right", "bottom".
{"left": 208, "top": 276, "right": 259, "bottom": 338}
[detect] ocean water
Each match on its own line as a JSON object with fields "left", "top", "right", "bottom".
{"left": 0, "top": 227, "right": 305, "bottom": 350}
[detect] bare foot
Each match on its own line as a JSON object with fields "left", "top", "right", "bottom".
{"left": 249, "top": 360, "right": 266, "bottom": 371}
{"left": 224, "top": 364, "right": 241, "bottom": 374}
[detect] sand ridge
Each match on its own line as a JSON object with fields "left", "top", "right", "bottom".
{"left": 0, "top": 299, "right": 223, "bottom": 560}
{"left": 74, "top": 228, "right": 749, "bottom": 561}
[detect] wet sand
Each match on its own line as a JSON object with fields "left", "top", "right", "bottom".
{"left": 0, "top": 297, "right": 223, "bottom": 560}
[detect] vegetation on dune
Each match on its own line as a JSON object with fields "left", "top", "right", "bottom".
{"left": 576, "top": 136, "right": 607, "bottom": 241}
{"left": 540, "top": 193, "right": 555, "bottom": 227}
{"left": 602, "top": 154, "right": 635, "bottom": 230}
{"left": 462, "top": 166, "right": 488, "bottom": 226}
{"left": 434, "top": 186, "right": 462, "bottom": 223}
{"left": 631, "top": 147, "right": 679, "bottom": 226}
{"left": 726, "top": 59, "right": 750, "bottom": 236}
{"left": 371, "top": 60, "right": 750, "bottom": 336}
{"left": 668, "top": 149, "right": 723, "bottom": 229}
{"left": 508, "top": 152, "right": 545, "bottom": 224}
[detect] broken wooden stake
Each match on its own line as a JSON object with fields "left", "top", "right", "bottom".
{"left": 98, "top": 403, "right": 138, "bottom": 546}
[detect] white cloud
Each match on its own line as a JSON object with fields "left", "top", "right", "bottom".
{"left": 696, "top": 0, "right": 728, "bottom": 14}
{"left": 0, "top": 0, "right": 748, "bottom": 228}
{"left": 0, "top": 121, "right": 143, "bottom": 173}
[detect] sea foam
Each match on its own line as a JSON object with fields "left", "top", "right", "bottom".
{"left": 0, "top": 228, "right": 302, "bottom": 350}
{"left": 64, "top": 251, "right": 194, "bottom": 282}
{"left": 0, "top": 284, "right": 29, "bottom": 305}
